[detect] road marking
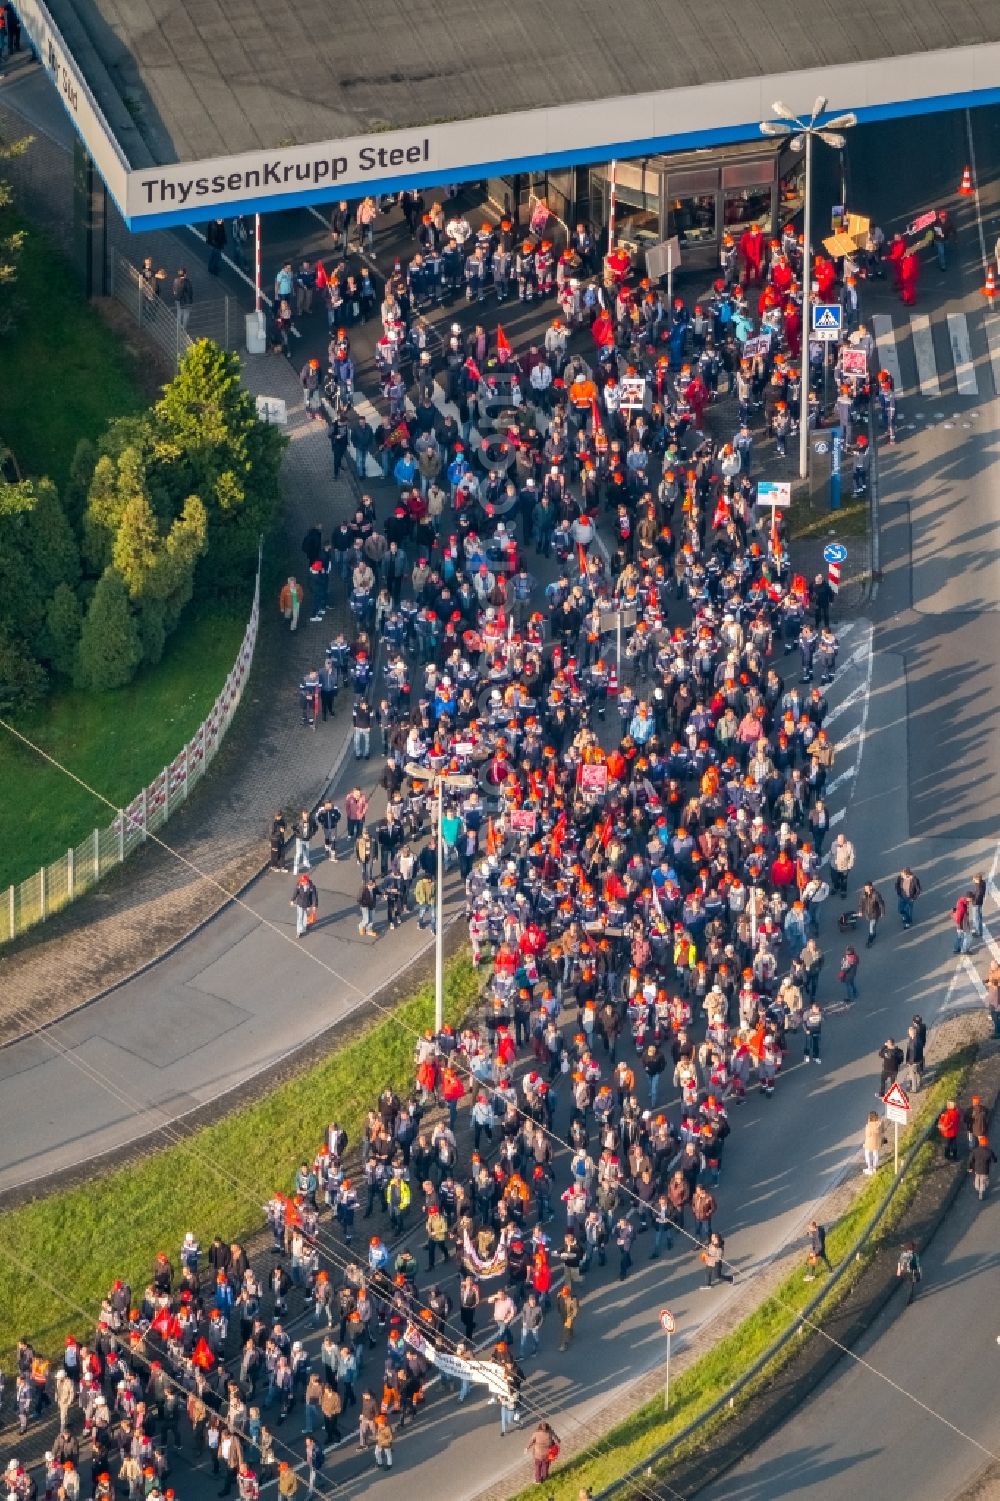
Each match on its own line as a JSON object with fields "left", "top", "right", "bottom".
{"left": 984, "top": 317, "right": 1000, "bottom": 399}
{"left": 872, "top": 314, "right": 902, "bottom": 394}
{"left": 946, "top": 312, "right": 978, "bottom": 395}
{"left": 824, "top": 682, "right": 869, "bottom": 727}
{"left": 910, "top": 315, "right": 940, "bottom": 396}
{"left": 980, "top": 918, "right": 1000, "bottom": 967}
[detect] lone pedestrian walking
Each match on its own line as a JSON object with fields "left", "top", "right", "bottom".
{"left": 859, "top": 881, "right": 886, "bottom": 947}
{"left": 896, "top": 1241, "right": 921, "bottom": 1304}
{"left": 969, "top": 1135, "right": 997, "bottom": 1200}
{"left": 290, "top": 874, "right": 317, "bottom": 938}
{"left": 803, "top": 1220, "right": 832, "bottom": 1280}
{"left": 894, "top": 867, "right": 922, "bottom": 929}
{"left": 863, "top": 1111, "right": 883, "bottom": 1175}
{"left": 525, "top": 1421, "right": 560, "bottom": 1484}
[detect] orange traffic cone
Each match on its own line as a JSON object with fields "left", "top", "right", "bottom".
{"left": 608, "top": 665, "right": 619, "bottom": 696}
{"left": 959, "top": 164, "right": 974, "bottom": 195}
{"left": 983, "top": 265, "right": 996, "bottom": 302}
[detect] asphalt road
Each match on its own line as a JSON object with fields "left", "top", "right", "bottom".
{"left": 698, "top": 1176, "right": 1000, "bottom": 1501}
{"left": 3, "top": 89, "right": 1000, "bottom": 1500}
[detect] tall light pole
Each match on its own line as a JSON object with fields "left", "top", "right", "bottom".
{"left": 406, "top": 764, "right": 476, "bottom": 1032}
{"left": 759, "top": 98, "right": 857, "bottom": 481}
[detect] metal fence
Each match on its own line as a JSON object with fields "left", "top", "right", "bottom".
{"left": 0, "top": 560, "right": 262, "bottom": 947}
{"left": 110, "top": 253, "right": 244, "bottom": 368}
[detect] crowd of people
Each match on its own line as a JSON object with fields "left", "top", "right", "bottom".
{"left": 7, "top": 185, "right": 982, "bottom": 1501}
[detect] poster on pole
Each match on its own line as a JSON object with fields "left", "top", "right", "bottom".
{"left": 509, "top": 808, "right": 538, "bottom": 834}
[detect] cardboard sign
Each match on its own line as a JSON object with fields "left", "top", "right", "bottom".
{"left": 580, "top": 763, "right": 609, "bottom": 794}
{"left": 742, "top": 332, "right": 772, "bottom": 359}
{"left": 620, "top": 376, "right": 647, "bottom": 410}
{"left": 840, "top": 349, "right": 869, "bottom": 378}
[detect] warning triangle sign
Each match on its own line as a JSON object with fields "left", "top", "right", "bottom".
{"left": 814, "top": 307, "right": 840, "bottom": 328}
{"left": 882, "top": 1081, "right": 910, "bottom": 1111}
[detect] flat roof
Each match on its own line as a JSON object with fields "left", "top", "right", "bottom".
{"left": 13, "top": 0, "right": 1000, "bottom": 227}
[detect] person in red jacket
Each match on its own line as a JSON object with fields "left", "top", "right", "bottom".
{"left": 938, "top": 1100, "right": 962, "bottom": 1161}
{"left": 739, "top": 223, "right": 765, "bottom": 284}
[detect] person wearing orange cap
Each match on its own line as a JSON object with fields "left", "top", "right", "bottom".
{"left": 299, "top": 356, "right": 323, "bottom": 417}
{"left": 969, "top": 1134, "right": 997, "bottom": 1199}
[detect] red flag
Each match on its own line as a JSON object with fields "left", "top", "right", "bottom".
{"left": 591, "top": 397, "right": 602, "bottom": 434}
{"left": 577, "top": 542, "right": 589, "bottom": 577}
{"left": 495, "top": 325, "right": 512, "bottom": 357}
{"left": 191, "top": 1338, "right": 216, "bottom": 1370}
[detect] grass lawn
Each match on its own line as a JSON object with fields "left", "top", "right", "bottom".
{"left": 791, "top": 497, "right": 869, "bottom": 541}
{"left": 0, "top": 212, "right": 144, "bottom": 490}
{"left": 0, "top": 952, "right": 483, "bottom": 1359}
{"left": 511, "top": 1045, "right": 974, "bottom": 1500}
{"left": 0, "top": 599, "right": 246, "bottom": 892}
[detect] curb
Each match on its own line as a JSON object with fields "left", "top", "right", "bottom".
{"left": 602, "top": 1045, "right": 999, "bottom": 1500}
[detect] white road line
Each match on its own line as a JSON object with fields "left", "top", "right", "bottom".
{"left": 983, "top": 317, "right": 1000, "bottom": 400}
{"left": 835, "top": 725, "right": 862, "bottom": 754}
{"left": 980, "top": 918, "right": 1000, "bottom": 966}
{"left": 910, "top": 315, "right": 940, "bottom": 396}
{"left": 824, "top": 682, "right": 869, "bottom": 727}
{"left": 946, "top": 312, "right": 978, "bottom": 395}
{"left": 829, "top": 808, "right": 846, "bottom": 828}
{"left": 872, "top": 314, "right": 903, "bottom": 394}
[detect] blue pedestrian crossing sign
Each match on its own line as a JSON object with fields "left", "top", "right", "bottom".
{"left": 812, "top": 303, "right": 842, "bottom": 341}
{"left": 823, "top": 542, "right": 848, "bottom": 564}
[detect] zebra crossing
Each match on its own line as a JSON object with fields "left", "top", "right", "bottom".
{"left": 871, "top": 307, "right": 1000, "bottom": 402}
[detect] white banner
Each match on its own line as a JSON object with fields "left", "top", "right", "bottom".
{"left": 462, "top": 1230, "right": 508, "bottom": 1279}
{"left": 404, "top": 1323, "right": 512, "bottom": 1399}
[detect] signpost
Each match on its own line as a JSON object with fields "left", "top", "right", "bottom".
{"left": 882, "top": 1081, "right": 911, "bottom": 1175}
{"left": 600, "top": 605, "right": 638, "bottom": 677}
{"left": 812, "top": 303, "right": 843, "bottom": 344}
{"left": 658, "top": 1309, "right": 675, "bottom": 1412}
{"left": 824, "top": 542, "right": 847, "bottom": 596}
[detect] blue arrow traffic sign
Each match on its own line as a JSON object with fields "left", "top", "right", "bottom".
{"left": 824, "top": 542, "right": 848, "bottom": 564}
{"left": 813, "top": 303, "right": 842, "bottom": 330}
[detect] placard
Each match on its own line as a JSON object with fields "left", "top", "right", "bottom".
{"left": 742, "top": 333, "right": 772, "bottom": 359}
{"left": 840, "top": 349, "right": 869, "bottom": 378}
{"left": 620, "top": 376, "right": 647, "bottom": 410}
{"left": 580, "top": 763, "right": 609, "bottom": 794}
{"left": 510, "top": 808, "right": 538, "bottom": 834}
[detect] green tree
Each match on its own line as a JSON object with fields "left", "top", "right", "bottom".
{"left": 41, "top": 581, "right": 83, "bottom": 674}
{"left": 76, "top": 567, "right": 141, "bottom": 690}
{"left": 63, "top": 438, "right": 97, "bottom": 536}
{"left": 111, "top": 490, "right": 207, "bottom": 663}
{"left": 0, "top": 127, "right": 31, "bottom": 334}
{"left": 0, "top": 478, "right": 79, "bottom": 644}
{"left": 155, "top": 340, "right": 285, "bottom": 591}
{"left": 0, "top": 626, "right": 46, "bottom": 713}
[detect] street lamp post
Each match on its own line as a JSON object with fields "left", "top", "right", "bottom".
{"left": 405, "top": 763, "right": 476, "bottom": 1033}
{"left": 759, "top": 98, "right": 857, "bottom": 482}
